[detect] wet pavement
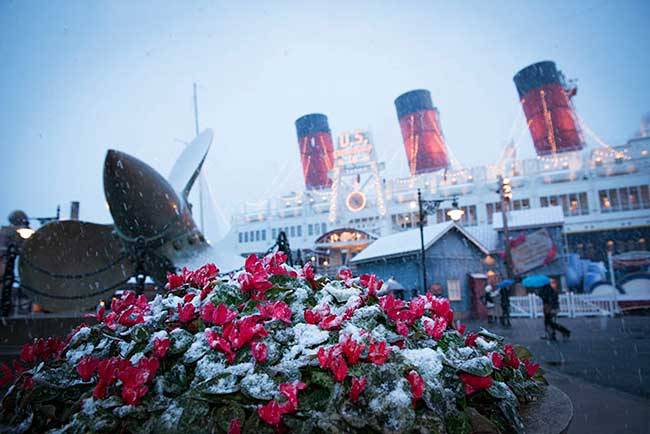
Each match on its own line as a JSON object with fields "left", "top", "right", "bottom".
{"left": 469, "top": 316, "right": 650, "bottom": 433}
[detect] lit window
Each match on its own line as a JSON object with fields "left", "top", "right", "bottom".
{"left": 447, "top": 279, "right": 462, "bottom": 301}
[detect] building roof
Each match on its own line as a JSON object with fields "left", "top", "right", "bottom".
{"left": 465, "top": 225, "right": 499, "bottom": 252}
{"left": 492, "top": 206, "right": 564, "bottom": 231}
{"left": 351, "top": 221, "right": 489, "bottom": 264}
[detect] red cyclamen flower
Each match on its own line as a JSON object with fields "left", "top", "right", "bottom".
{"left": 278, "top": 381, "right": 307, "bottom": 412}
{"left": 459, "top": 373, "right": 493, "bottom": 395}
{"left": 258, "top": 301, "right": 292, "bottom": 324}
{"left": 166, "top": 272, "right": 184, "bottom": 289}
{"left": 465, "top": 333, "right": 479, "bottom": 347}
{"left": 227, "top": 419, "right": 241, "bottom": 434}
{"left": 177, "top": 303, "right": 196, "bottom": 323}
{"left": 341, "top": 335, "right": 366, "bottom": 365}
{"left": 153, "top": 337, "right": 170, "bottom": 359}
{"left": 424, "top": 316, "right": 447, "bottom": 340}
{"left": 367, "top": 340, "right": 391, "bottom": 365}
{"left": 523, "top": 359, "right": 540, "bottom": 377}
{"left": 329, "top": 355, "right": 348, "bottom": 382}
{"left": 349, "top": 376, "right": 367, "bottom": 402}
{"left": 504, "top": 344, "right": 520, "bottom": 369}
{"left": 251, "top": 341, "right": 268, "bottom": 364}
{"left": 76, "top": 355, "right": 100, "bottom": 381}
{"left": 406, "top": 370, "right": 425, "bottom": 406}
{"left": 491, "top": 352, "right": 504, "bottom": 370}
{"left": 257, "top": 400, "right": 284, "bottom": 426}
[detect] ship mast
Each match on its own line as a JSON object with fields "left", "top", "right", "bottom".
{"left": 193, "top": 82, "right": 205, "bottom": 233}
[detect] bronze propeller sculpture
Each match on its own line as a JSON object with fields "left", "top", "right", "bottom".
{"left": 18, "top": 129, "right": 238, "bottom": 312}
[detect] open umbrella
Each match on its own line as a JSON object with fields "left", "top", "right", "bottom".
{"left": 522, "top": 274, "right": 550, "bottom": 288}
{"left": 497, "top": 279, "right": 514, "bottom": 289}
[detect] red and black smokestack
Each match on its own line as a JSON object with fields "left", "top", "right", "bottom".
{"left": 514, "top": 61, "right": 584, "bottom": 156}
{"left": 395, "top": 89, "right": 449, "bottom": 176}
{"left": 295, "top": 113, "right": 335, "bottom": 190}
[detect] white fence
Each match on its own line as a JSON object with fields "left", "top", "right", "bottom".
{"left": 509, "top": 293, "right": 648, "bottom": 318}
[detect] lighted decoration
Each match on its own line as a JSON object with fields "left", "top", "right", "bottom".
{"left": 346, "top": 191, "right": 367, "bottom": 212}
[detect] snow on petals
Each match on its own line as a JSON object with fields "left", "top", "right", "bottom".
{"left": 367, "top": 340, "right": 391, "bottom": 365}
{"left": 258, "top": 301, "right": 292, "bottom": 324}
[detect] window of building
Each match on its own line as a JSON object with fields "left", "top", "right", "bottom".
{"left": 436, "top": 205, "right": 477, "bottom": 226}
{"left": 290, "top": 226, "right": 295, "bottom": 237}
{"left": 599, "top": 185, "right": 650, "bottom": 212}
{"left": 255, "top": 230, "right": 260, "bottom": 241}
{"left": 308, "top": 224, "right": 313, "bottom": 236}
{"left": 447, "top": 279, "right": 461, "bottom": 301}
{"left": 297, "top": 225, "right": 302, "bottom": 237}
{"left": 539, "top": 192, "right": 589, "bottom": 216}
{"left": 238, "top": 232, "right": 243, "bottom": 243}
{"left": 321, "top": 222, "right": 327, "bottom": 234}
{"left": 272, "top": 228, "right": 277, "bottom": 239}
{"left": 244, "top": 232, "right": 249, "bottom": 242}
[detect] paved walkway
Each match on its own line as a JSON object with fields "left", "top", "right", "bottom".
{"left": 468, "top": 316, "right": 650, "bottom": 433}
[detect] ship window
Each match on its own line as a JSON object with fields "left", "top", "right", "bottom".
{"left": 629, "top": 187, "right": 640, "bottom": 209}
{"left": 641, "top": 185, "right": 650, "bottom": 208}
{"left": 599, "top": 190, "right": 611, "bottom": 212}
{"left": 540, "top": 192, "right": 589, "bottom": 216}
{"left": 620, "top": 187, "right": 630, "bottom": 211}
{"left": 599, "top": 185, "right": 649, "bottom": 212}
{"left": 608, "top": 189, "right": 620, "bottom": 210}
{"left": 579, "top": 192, "right": 589, "bottom": 214}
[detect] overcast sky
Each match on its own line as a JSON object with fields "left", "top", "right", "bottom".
{"left": 1, "top": 0, "right": 649, "bottom": 227}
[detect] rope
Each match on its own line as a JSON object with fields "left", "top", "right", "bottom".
{"left": 20, "top": 254, "right": 130, "bottom": 279}
{"left": 19, "top": 277, "right": 131, "bottom": 300}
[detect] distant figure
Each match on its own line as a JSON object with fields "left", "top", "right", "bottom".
{"left": 538, "top": 279, "right": 571, "bottom": 341}
{"left": 500, "top": 283, "right": 512, "bottom": 328}
{"left": 484, "top": 283, "right": 500, "bottom": 324}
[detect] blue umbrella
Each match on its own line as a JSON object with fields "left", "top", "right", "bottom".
{"left": 497, "top": 279, "right": 514, "bottom": 289}
{"left": 522, "top": 274, "right": 550, "bottom": 288}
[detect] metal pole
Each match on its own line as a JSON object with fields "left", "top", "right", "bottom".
{"left": 607, "top": 250, "right": 616, "bottom": 287}
{"left": 498, "top": 176, "right": 515, "bottom": 279}
{"left": 418, "top": 189, "right": 427, "bottom": 293}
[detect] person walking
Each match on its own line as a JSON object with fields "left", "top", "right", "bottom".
{"left": 538, "top": 279, "right": 571, "bottom": 341}
{"left": 484, "top": 282, "right": 495, "bottom": 323}
{"left": 500, "top": 282, "right": 512, "bottom": 328}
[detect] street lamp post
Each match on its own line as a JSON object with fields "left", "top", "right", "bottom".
{"left": 497, "top": 175, "right": 515, "bottom": 279}
{"left": 417, "top": 189, "right": 464, "bottom": 294}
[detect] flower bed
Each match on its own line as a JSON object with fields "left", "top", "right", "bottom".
{"left": 0, "top": 253, "right": 543, "bottom": 433}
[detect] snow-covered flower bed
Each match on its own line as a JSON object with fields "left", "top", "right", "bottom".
{"left": 0, "top": 253, "right": 543, "bottom": 433}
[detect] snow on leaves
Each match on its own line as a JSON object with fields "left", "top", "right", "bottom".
{"left": 0, "top": 253, "right": 544, "bottom": 434}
